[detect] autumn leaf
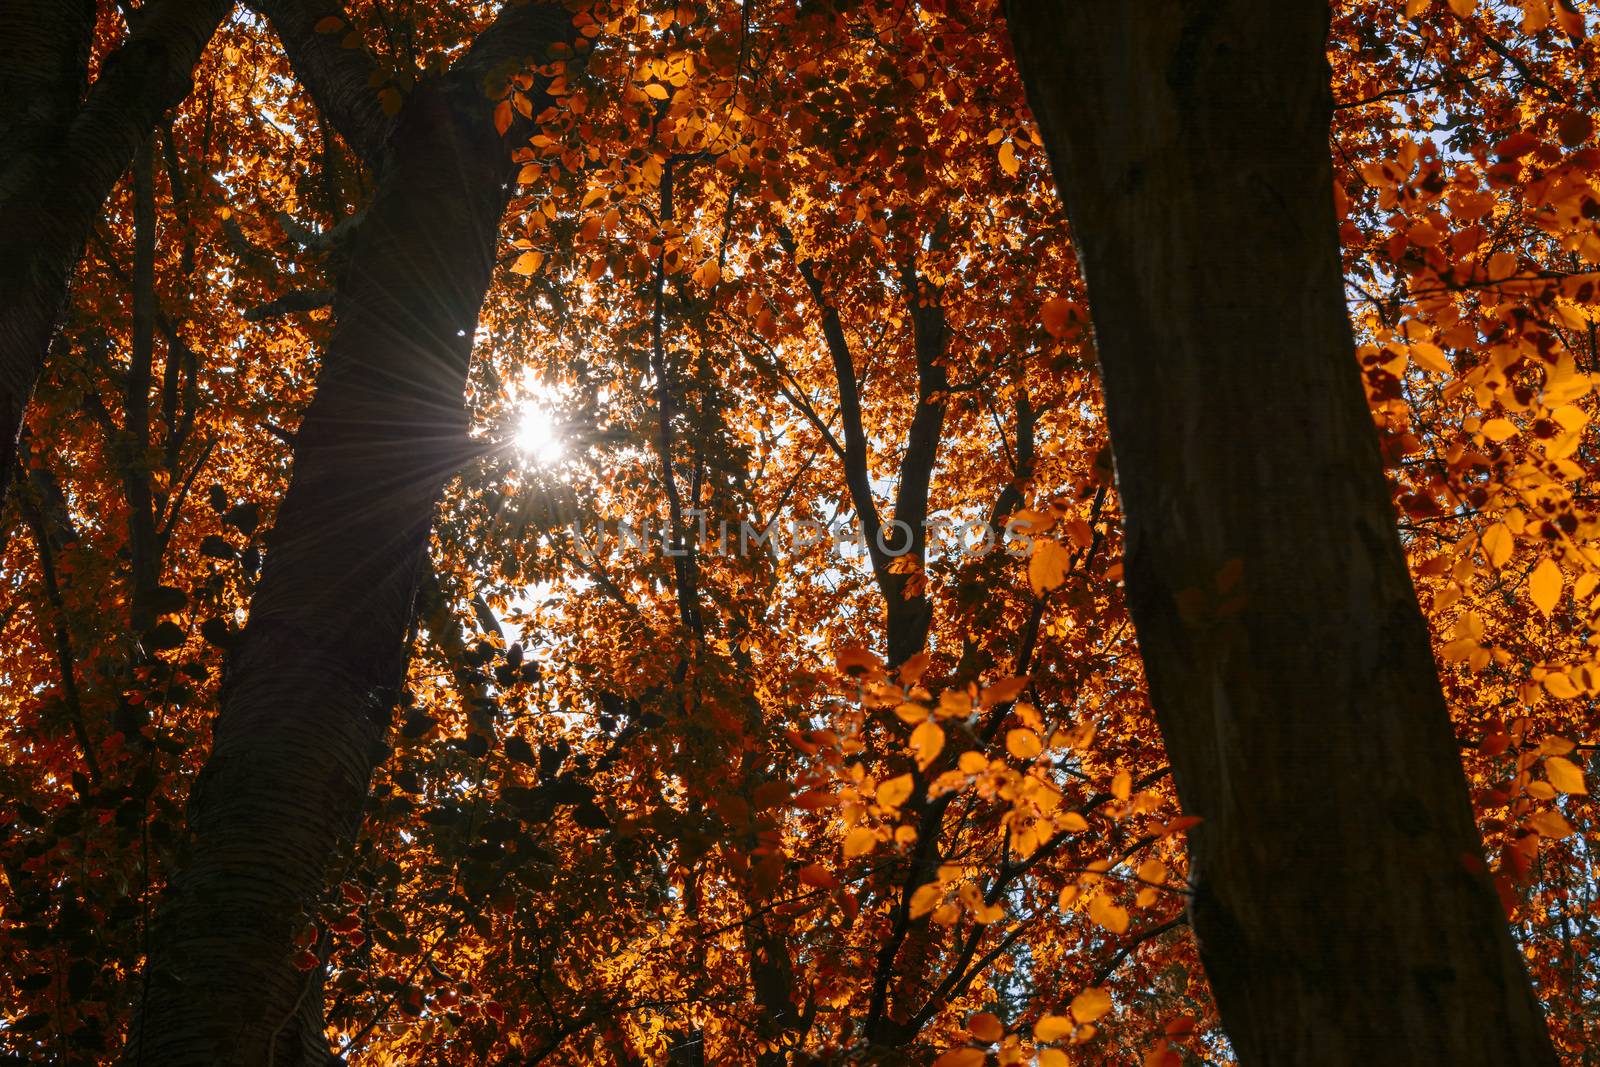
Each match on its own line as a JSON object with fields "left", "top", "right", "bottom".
{"left": 1006, "top": 728, "right": 1042, "bottom": 760}
{"left": 1070, "top": 986, "right": 1113, "bottom": 1023}
{"left": 1029, "top": 538, "right": 1072, "bottom": 596}
{"left": 1528, "top": 810, "right": 1574, "bottom": 839}
{"left": 1087, "top": 894, "right": 1129, "bottom": 934}
{"left": 998, "top": 140, "right": 1020, "bottom": 176}
{"left": 511, "top": 251, "right": 545, "bottom": 275}
{"left": 910, "top": 882, "right": 943, "bottom": 919}
{"left": 1409, "top": 341, "right": 1452, "bottom": 375}
{"left": 1480, "top": 417, "right": 1518, "bottom": 443}
{"left": 967, "top": 1012, "right": 1004, "bottom": 1043}
{"left": 910, "top": 719, "right": 945, "bottom": 769}
{"left": 1530, "top": 558, "right": 1563, "bottom": 618}
{"left": 932, "top": 1049, "right": 986, "bottom": 1067}
{"left": 1481, "top": 523, "right": 1513, "bottom": 569}
{"left": 1035, "top": 1013, "right": 1074, "bottom": 1042}
{"left": 843, "top": 827, "right": 876, "bottom": 858}
{"left": 876, "top": 773, "right": 914, "bottom": 809}
{"left": 1545, "top": 756, "right": 1587, "bottom": 795}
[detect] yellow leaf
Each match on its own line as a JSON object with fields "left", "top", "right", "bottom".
{"left": 932, "top": 1049, "right": 986, "bottom": 1067}
{"left": 1448, "top": 0, "right": 1476, "bottom": 14}
{"left": 1038, "top": 1052, "right": 1071, "bottom": 1067}
{"left": 998, "top": 140, "right": 1020, "bottom": 176}
{"left": 314, "top": 15, "right": 345, "bottom": 32}
{"left": 1409, "top": 341, "right": 1452, "bottom": 374}
{"left": 1034, "top": 1014, "right": 1074, "bottom": 1042}
{"left": 1087, "top": 895, "right": 1129, "bottom": 934}
{"left": 938, "top": 688, "right": 974, "bottom": 719}
{"left": 1059, "top": 811, "right": 1089, "bottom": 832}
{"left": 1540, "top": 735, "right": 1578, "bottom": 756}
{"left": 959, "top": 751, "right": 989, "bottom": 775}
{"left": 1530, "top": 557, "right": 1563, "bottom": 618}
{"left": 837, "top": 644, "right": 877, "bottom": 676}
{"left": 1029, "top": 538, "right": 1072, "bottom": 596}
{"left": 1481, "top": 523, "right": 1513, "bottom": 569}
{"left": 1528, "top": 809, "right": 1574, "bottom": 839}
{"left": 982, "top": 675, "right": 1029, "bottom": 707}
{"left": 1546, "top": 755, "right": 1588, "bottom": 795}
{"left": 694, "top": 258, "right": 721, "bottom": 288}
{"left": 1480, "top": 417, "right": 1518, "bottom": 443}
{"left": 910, "top": 882, "right": 943, "bottom": 919}
{"left": 511, "top": 251, "right": 544, "bottom": 275}
{"left": 1544, "top": 672, "right": 1579, "bottom": 699}
{"left": 968, "top": 1012, "right": 1004, "bottom": 1043}
{"left": 1553, "top": 403, "right": 1589, "bottom": 432}
{"left": 911, "top": 719, "right": 945, "bottom": 770}
{"left": 643, "top": 82, "right": 670, "bottom": 100}
{"left": 1111, "top": 770, "right": 1131, "bottom": 800}
{"left": 1136, "top": 858, "right": 1167, "bottom": 884}
{"left": 1007, "top": 728, "right": 1042, "bottom": 760}
{"left": 843, "top": 826, "right": 876, "bottom": 858}
{"left": 1070, "top": 987, "right": 1113, "bottom": 1023}
{"left": 876, "top": 773, "right": 914, "bottom": 809}
{"left": 895, "top": 702, "right": 929, "bottom": 724}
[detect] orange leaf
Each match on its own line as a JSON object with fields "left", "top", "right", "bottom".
{"left": 998, "top": 140, "right": 1019, "bottom": 176}
{"left": 843, "top": 826, "right": 876, "bottom": 858}
{"left": 1087, "top": 895, "right": 1129, "bottom": 934}
{"left": 910, "top": 719, "right": 945, "bottom": 770}
{"left": 1006, "top": 728, "right": 1042, "bottom": 760}
{"left": 876, "top": 773, "right": 914, "bottom": 809}
{"left": 1029, "top": 538, "right": 1071, "bottom": 596}
{"left": 967, "top": 1012, "right": 1004, "bottom": 1043}
{"left": 1530, "top": 558, "right": 1563, "bottom": 618}
{"left": 1546, "top": 755, "right": 1587, "bottom": 795}
{"left": 1034, "top": 1014, "right": 1074, "bottom": 1042}
{"left": 1070, "top": 986, "right": 1113, "bottom": 1023}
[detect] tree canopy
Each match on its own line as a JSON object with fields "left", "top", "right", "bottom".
{"left": 1, "top": 0, "right": 1598, "bottom": 1063}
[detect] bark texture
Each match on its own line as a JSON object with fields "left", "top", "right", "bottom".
{"left": 0, "top": 0, "right": 231, "bottom": 513}
{"left": 1004, "top": 3, "right": 1557, "bottom": 1063}
{"left": 126, "top": 5, "right": 573, "bottom": 1062}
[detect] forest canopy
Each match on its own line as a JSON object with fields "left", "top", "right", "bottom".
{"left": 0, "top": 0, "right": 1597, "bottom": 1063}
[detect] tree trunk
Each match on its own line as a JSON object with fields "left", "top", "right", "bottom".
{"left": 126, "top": 77, "right": 512, "bottom": 1066}
{"left": 0, "top": 0, "right": 229, "bottom": 518}
{"left": 1004, "top": 3, "right": 1557, "bottom": 1063}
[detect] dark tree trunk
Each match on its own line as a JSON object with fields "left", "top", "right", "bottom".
{"left": 125, "top": 4, "right": 573, "bottom": 1061}
{"left": 1004, "top": 3, "right": 1557, "bottom": 1064}
{"left": 0, "top": 0, "right": 230, "bottom": 515}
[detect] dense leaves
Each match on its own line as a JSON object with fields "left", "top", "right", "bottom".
{"left": 1, "top": 0, "right": 1598, "bottom": 1063}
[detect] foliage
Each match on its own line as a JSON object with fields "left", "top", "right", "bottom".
{"left": 1, "top": 0, "right": 1598, "bottom": 1063}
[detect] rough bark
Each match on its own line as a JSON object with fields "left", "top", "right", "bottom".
{"left": 0, "top": 0, "right": 230, "bottom": 520}
{"left": 1004, "top": 3, "right": 1557, "bottom": 1063}
{"left": 125, "top": 5, "right": 573, "bottom": 1063}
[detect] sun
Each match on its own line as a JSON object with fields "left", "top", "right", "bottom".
{"left": 513, "top": 403, "right": 566, "bottom": 466}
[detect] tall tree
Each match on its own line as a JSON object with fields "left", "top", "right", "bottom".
{"left": 1005, "top": 2, "right": 1558, "bottom": 1062}
{"left": 0, "top": 0, "right": 231, "bottom": 515}
{"left": 125, "top": 4, "right": 577, "bottom": 1062}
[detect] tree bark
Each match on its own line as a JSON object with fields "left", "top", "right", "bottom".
{"left": 1004, "top": 3, "right": 1557, "bottom": 1063}
{"left": 125, "top": 5, "right": 573, "bottom": 1063}
{"left": 0, "top": 0, "right": 230, "bottom": 521}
